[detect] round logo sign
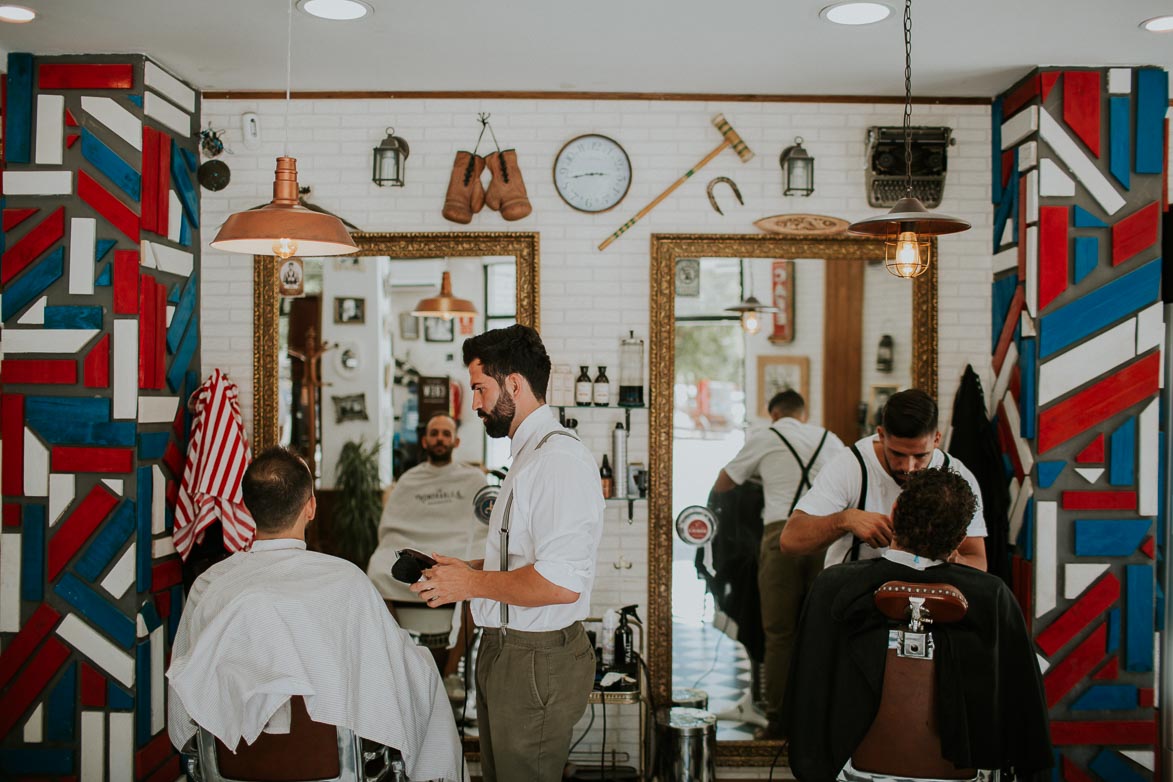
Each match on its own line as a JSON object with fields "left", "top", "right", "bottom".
{"left": 674, "top": 505, "right": 716, "bottom": 546}
{"left": 473, "top": 485, "right": 499, "bottom": 525}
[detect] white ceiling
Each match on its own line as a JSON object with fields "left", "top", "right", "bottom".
{"left": 1, "top": 0, "right": 1171, "bottom": 97}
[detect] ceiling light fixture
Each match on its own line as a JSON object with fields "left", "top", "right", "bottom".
{"left": 819, "top": 2, "right": 891, "bottom": 25}
{"left": 412, "top": 271, "right": 478, "bottom": 320}
{"left": 847, "top": 0, "right": 969, "bottom": 278}
{"left": 0, "top": 5, "right": 36, "bottom": 23}
{"left": 211, "top": 0, "right": 357, "bottom": 261}
{"left": 1139, "top": 15, "right": 1173, "bottom": 32}
{"left": 297, "top": 0, "right": 371, "bottom": 21}
{"left": 725, "top": 260, "right": 778, "bottom": 336}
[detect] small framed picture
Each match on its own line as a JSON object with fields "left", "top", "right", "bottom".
{"left": 675, "top": 258, "right": 701, "bottom": 297}
{"left": 278, "top": 258, "right": 305, "bottom": 298}
{"left": 331, "top": 393, "right": 369, "bottom": 424}
{"left": 868, "top": 384, "right": 900, "bottom": 430}
{"left": 334, "top": 297, "right": 365, "bottom": 324}
{"left": 424, "top": 317, "right": 454, "bottom": 343}
{"left": 756, "top": 355, "right": 810, "bottom": 419}
{"left": 399, "top": 313, "right": 420, "bottom": 341}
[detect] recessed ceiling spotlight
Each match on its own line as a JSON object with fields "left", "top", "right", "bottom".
{"left": 0, "top": 5, "right": 36, "bottom": 23}
{"left": 297, "top": 0, "right": 371, "bottom": 21}
{"left": 820, "top": 2, "right": 892, "bottom": 25}
{"left": 1139, "top": 15, "right": 1173, "bottom": 32}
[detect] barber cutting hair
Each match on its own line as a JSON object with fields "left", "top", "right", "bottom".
{"left": 411, "top": 324, "right": 604, "bottom": 782}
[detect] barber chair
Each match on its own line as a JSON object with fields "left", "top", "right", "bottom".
{"left": 851, "top": 581, "right": 976, "bottom": 780}
{"left": 183, "top": 696, "right": 406, "bottom": 782}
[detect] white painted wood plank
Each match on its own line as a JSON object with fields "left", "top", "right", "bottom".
{"left": 1000, "top": 393, "right": 1035, "bottom": 476}
{"left": 80, "top": 96, "right": 142, "bottom": 151}
{"left": 1024, "top": 226, "right": 1038, "bottom": 317}
{"left": 136, "top": 613, "right": 148, "bottom": 639}
{"left": 23, "top": 703, "right": 43, "bottom": 743}
{"left": 992, "top": 341, "right": 1019, "bottom": 408}
{"left": 1001, "top": 105, "right": 1038, "bottom": 150}
{"left": 145, "top": 91, "right": 192, "bottom": 137}
{"left": 56, "top": 614, "right": 135, "bottom": 687}
{"left": 35, "top": 94, "right": 65, "bottom": 166}
{"left": 1036, "top": 654, "right": 1050, "bottom": 674}
{"left": 166, "top": 304, "right": 175, "bottom": 328}
{"left": 1039, "top": 108, "right": 1126, "bottom": 215}
{"left": 150, "top": 625, "right": 165, "bottom": 734}
{"left": 80, "top": 711, "right": 104, "bottom": 782}
{"left": 1020, "top": 312, "right": 1037, "bottom": 338}
{"left": 24, "top": 427, "right": 48, "bottom": 497}
{"left": 1074, "top": 467, "right": 1104, "bottom": 484}
{"left": 168, "top": 190, "right": 182, "bottom": 243}
{"left": 1108, "top": 68, "right": 1132, "bottom": 94}
{"left": 109, "top": 712, "right": 135, "bottom": 782}
{"left": 16, "top": 296, "right": 46, "bottom": 325}
{"left": 1, "top": 170, "right": 73, "bottom": 195}
{"left": 138, "top": 396, "right": 179, "bottom": 424}
{"left": 1123, "top": 751, "right": 1155, "bottom": 772}
{"left": 2, "top": 329, "right": 98, "bottom": 354}
{"left": 69, "top": 217, "right": 96, "bottom": 296}
{"left": 143, "top": 241, "right": 193, "bottom": 278}
{"left": 1034, "top": 499, "right": 1056, "bottom": 618}
{"left": 49, "top": 474, "right": 75, "bottom": 526}
{"left": 0, "top": 532, "right": 21, "bottom": 632}
{"left": 1137, "top": 302, "right": 1163, "bottom": 354}
{"left": 152, "top": 465, "right": 166, "bottom": 534}
{"left": 1039, "top": 158, "right": 1075, "bottom": 197}
{"left": 1024, "top": 168, "right": 1039, "bottom": 224}
{"left": 1039, "top": 319, "right": 1137, "bottom": 404}
{"left": 992, "top": 247, "right": 1017, "bottom": 274}
{"left": 1064, "top": 563, "right": 1109, "bottom": 599}
{"left": 145, "top": 62, "right": 196, "bottom": 113}
{"left": 998, "top": 220, "right": 1012, "bottom": 249}
{"left": 113, "top": 320, "right": 138, "bottom": 420}
{"left": 1018, "top": 140, "right": 1037, "bottom": 171}
{"left": 1139, "top": 398, "right": 1159, "bottom": 516}
{"left": 100, "top": 543, "right": 136, "bottom": 599}
{"left": 152, "top": 536, "right": 176, "bottom": 559}
{"left": 101, "top": 478, "right": 124, "bottom": 495}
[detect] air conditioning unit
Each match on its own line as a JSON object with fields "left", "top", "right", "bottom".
{"left": 865, "top": 126, "right": 953, "bottom": 208}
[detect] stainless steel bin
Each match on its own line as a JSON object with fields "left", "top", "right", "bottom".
{"left": 657, "top": 707, "right": 716, "bottom": 782}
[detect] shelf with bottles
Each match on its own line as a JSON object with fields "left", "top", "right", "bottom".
{"left": 554, "top": 401, "right": 645, "bottom": 431}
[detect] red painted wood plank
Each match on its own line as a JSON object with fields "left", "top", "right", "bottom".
{"left": 1, "top": 360, "right": 77, "bottom": 385}
{"left": 163, "top": 440, "right": 183, "bottom": 479}
{"left": 0, "top": 636, "right": 71, "bottom": 739}
{"left": 155, "top": 283, "right": 166, "bottom": 389}
{"left": 113, "top": 250, "right": 139, "bottom": 315}
{"left": 84, "top": 334, "right": 111, "bottom": 388}
{"left": 1062, "top": 490, "right": 1137, "bottom": 510}
{"left": 1043, "top": 623, "right": 1107, "bottom": 707}
{"left": 1001, "top": 149, "right": 1014, "bottom": 189}
{"left": 1140, "top": 688, "right": 1155, "bottom": 708}
{"left": 2, "top": 394, "right": 25, "bottom": 497}
{"left": 1038, "top": 206, "right": 1069, "bottom": 311}
{"left": 1076, "top": 434, "right": 1105, "bottom": 463}
{"left": 155, "top": 589, "right": 171, "bottom": 620}
{"left": 1050, "top": 719, "right": 1156, "bottom": 746}
{"left": 80, "top": 662, "right": 106, "bottom": 708}
{"left": 145, "top": 756, "right": 179, "bottom": 782}
{"left": 47, "top": 484, "right": 118, "bottom": 580}
{"left": 1063, "top": 71, "right": 1101, "bottom": 157}
{"left": 1, "top": 205, "right": 65, "bottom": 285}
{"left": 2, "top": 207, "right": 37, "bottom": 231}
{"left": 152, "top": 559, "right": 183, "bottom": 593}
{"left": 0, "top": 604, "right": 61, "bottom": 690}
{"left": 78, "top": 169, "right": 139, "bottom": 242}
{"left": 1093, "top": 656, "right": 1119, "bottom": 680}
{"left": 993, "top": 287, "right": 1025, "bottom": 376}
{"left": 66, "top": 133, "right": 80, "bottom": 149}
{"left": 1062, "top": 757, "right": 1096, "bottom": 782}
{"left": 1003, "top": 74, "right": 1040, "bottom": 118}
{"left": 157, "top": 133, "right": 171, "bottom": 235}
{"left": 139, "top": 275, "right": 155, "bottom": 388}
{"left": 1036, "top": 573, "right": 1119, "bottom": 656}
{"left": 38, "top": 63, "right": 134, "bottom": 90}
{"left": 1041, "top": 71, "right": 1060, "bottom": 101}
{"left": 1112, "top": 202, "right": 1160, "bottom": 266}
{"left": 1038, "top": 352, "right": 1160, "bottom": 453}
{"left": 65, "top": 109, "right": 78, "bottom": 127}
{"left": 141, "top": 127, "right": 159, "bottom": 235}
{"left": 3, "top": 504, "right": 20, "bottom": 528}
{"left": 135, "top": 731, "right": 173, "bottom": 779}
{"left": 1008, "top": 364, "right": 1022, "bottom": 404}
{"left": 1142, "top": 537, "right": 1155, "bottom": 559}
{"left": 51, "top": 446, "right": 134, "bottom": 474}
{"left": 165, "top": 479, "right": 178, "bottom": 507}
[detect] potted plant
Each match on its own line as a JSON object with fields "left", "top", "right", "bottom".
{"left": 332, "top": 439, "right": 382, "bottom": 569}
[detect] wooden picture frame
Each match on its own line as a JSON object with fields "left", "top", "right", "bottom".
{"left": 333, "top": 296, "right": 365, "bottom": 324}
{"left": 424, "top": 316, "right": 454, "bottom": 343}
{"left": 756, "top": 355, "right": 810, "bottom": 418}
{"left": 868, "top": 383, "right": 900, "bottom": 431}
{"left": 399, "top": 312, "right": 420, "bottom": 341}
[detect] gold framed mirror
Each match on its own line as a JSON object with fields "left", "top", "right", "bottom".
{"left": 647, "top": 233, "right": 936, "bottom": 765}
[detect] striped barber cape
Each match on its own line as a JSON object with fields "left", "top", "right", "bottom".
{"left": 174, "top": 369, "right": 254, "bottom": 558}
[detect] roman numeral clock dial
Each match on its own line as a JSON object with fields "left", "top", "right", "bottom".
{"left": 553, "top": 134, "right": 632, "bottom": 213}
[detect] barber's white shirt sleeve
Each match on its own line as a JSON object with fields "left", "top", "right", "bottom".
{"left": 520, "top": 450, "right": 602, "bottom": 594}
{"left": 721, "top": 432, "right": 768, "bottom": 486}
{"left": 792, "top": 448, "right": 864, "bottom": 517}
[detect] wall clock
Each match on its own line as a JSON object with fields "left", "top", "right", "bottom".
{"left": 553, "top": 134, "right": 632, "bottom": 213}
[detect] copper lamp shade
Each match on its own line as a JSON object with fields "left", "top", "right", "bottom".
{"left": 211, "top": 157, "right": 358, "bottom": 258}
{"left": 411, "top": 272, "right": 477, "bottom": 320}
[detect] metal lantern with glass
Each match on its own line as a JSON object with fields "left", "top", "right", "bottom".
{"left": 779, "top": 136, "right": 815, "bottom": 197}
{"left": 372, "top": 127, "right": 410, "bottom": 187}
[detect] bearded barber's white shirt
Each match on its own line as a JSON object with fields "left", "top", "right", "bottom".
{"left": 471, "top": 405, "right": 605, "bottom": 631}
{"left": 166, "top": 539, "right": 464, "bottom": 782}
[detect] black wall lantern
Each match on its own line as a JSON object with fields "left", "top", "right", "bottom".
{"left": 876, "top": 334, "right": 894, "bottom": 373}
{"left": 780, "top": 136, "right": 814, "bottom": 196}
{"left": 372, "top": 127, "right": 410, "bottom": 187}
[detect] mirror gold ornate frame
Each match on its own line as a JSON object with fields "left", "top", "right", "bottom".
{"left": 252, "top": 232, "right": 541, "bottom": 451}
{"left": 647, "top": 233, "right": 936, "bottom": 765}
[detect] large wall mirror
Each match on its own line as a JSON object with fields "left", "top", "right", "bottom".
{"left": 647, "top": 233, "right": 936, "bottom": 765}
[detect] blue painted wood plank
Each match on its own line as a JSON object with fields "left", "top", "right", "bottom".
{"left": 25, "top": 398, "right": 135, "bottom": 446}
{"left": 1135, "top": 68, "right": 1168, "bottom": 174}
{"left": 2, "top": 246, "right": 63, "bottom": 323}
{"left": 137, "top": 467, "right": 152, "bottom": 593}
{"left": 1158, "top": 579, "right": 1166, "bottom": 634}
{"left": 167, "top": 272, "right": 198, "bottom": 353}
{"left": 53, "top": 572, "right": 136, "bottom": 648}
{"left": 168, "top": 282, "right": 181, "bottom": 304}
{"left": 127, "top": 94, "right": 143, "bottom": 108}
{"left": 109, "top": 679, "right": 135, "bottom": 710}
{"left": 97, "top": 238, "right": 117, "bottom": 262}
{"left": 1125, "top": 564, "right": 1154, "bottom": 671}
{"left": 990, "top": 96, "right": 1003, "bottom": 206}
{"left": 180, "top": 215, "right": 192, "bottom": 247}
{"left": 139, "top": 600, "right": 162, "bottom": 633}
{"left": 179, "top": 145, "right": 198, "bottom": 173}
{"left": 46, "top": 661, "right": 76, "bottom": 741}
{"left": 1109, "top": 417, "right": 1136, "bottom": 487}
{"left": 993, "top": 168, "right": 1016, "bottom": 252}
{"left": 5, "top": 53, "right": 34, "bottom": 164}
{"left": 171, "top": 139, "right": 199, "bottom": 227}
{"left": 1071, "top": 684, "right": 1138, "bottom": 711}
{"left": 1009, "top": 153, "right": 1019, "bottom": 245}
{"left": 168, "top": 314, "right": 199, "bottom": 392}
{"left": 1037, "top": 461, "right": 1065, "bottom": 489}
{"left": 1091, "top": 749, "right": 1148, "bottom": 782}
{"left": 95, "top": 262, "right": 113, "bottom": 286}
{"left": 1019, "top": 337, "right": 1037, "bottom": 440}
{"left": 1074, "top": 519, "right": 1151, "bottom": 556}
{"left": 1109, "top": 96, "right": 1131, "bottom": 190}
{"left": 991, "top": 273, "right": 1019, "bottom": 353}
{"left": 75, "top": 500, "right": 135, "bottom": 582}
{"left": 1039, "top": 259, "right": 1160, "bottom": 358}
{"left": 136, "top": 638, "right": 151, "bottom": 746}
{"left": 1019, "top": 498, "right": 1035, "bottom": 559}
{"left": 1073, "top": 205, "right": 1107, "bottom": 228}
{"left": 20, "top": 504, "right": 44, "bottom": 602}
{"left": 44, "top": 304, "right": 102, "bottom": 329}
{"left": 27, "top": 395, "right": 109, "bottom": 421}
{"left": 81, "top": 127, "right": 141, "bottom": 202}
{"left": 138, "top": 431, "right": 170, "bottom": 459}
{"left": 0, "top": 748, "right": 74, "bottom": 775}
{"left": 1073, "top": 236, "right": 1098, "bottom": 285}
{"left": 1107, "top": 607, "right": 1121, "bottom": 654}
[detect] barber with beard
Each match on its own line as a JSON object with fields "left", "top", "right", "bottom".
{"left": 411, "top": 324, "right": 603, "bottom": 782}
{"left": 779, "top": 388, "right": 988, "bottom": 570}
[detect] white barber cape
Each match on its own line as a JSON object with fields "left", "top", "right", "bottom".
{"left": 166, "top": 539, "right": 464, "bottom": 782}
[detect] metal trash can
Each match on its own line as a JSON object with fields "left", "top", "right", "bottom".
{"left": 657, "top": 707, "right": 717, "bottom": 782}
{"left": 671, "top": 688, "right": 709, "bottom": 710}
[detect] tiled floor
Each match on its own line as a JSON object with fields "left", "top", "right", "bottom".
{"left": 672, "top": 621, "right": 761, "bottom": 741}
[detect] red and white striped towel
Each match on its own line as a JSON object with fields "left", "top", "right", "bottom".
{"left": 174, "top": 369, "right": 254, "bottom": 559}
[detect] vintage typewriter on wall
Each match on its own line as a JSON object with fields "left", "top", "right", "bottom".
{"left": 865, "top": 126, "right": 953, "bottom": 208}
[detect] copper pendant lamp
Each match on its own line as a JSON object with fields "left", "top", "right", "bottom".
{"left": 210, "top": 1, "right": 357, "bottom": 260}
{"left": 411, "top": 271, "right": 478, "bottom": 320}
{"left": 847, "top": 0, "right": 969, "bottom": 278}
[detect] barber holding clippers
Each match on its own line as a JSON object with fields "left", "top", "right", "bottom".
{"left": 411, "top": 324, "right": 603, "bottom": 782}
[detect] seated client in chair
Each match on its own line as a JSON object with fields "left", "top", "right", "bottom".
{"left": 784, "top": 467, "right": 1051, "bottom": 782}
{"left": 166, "top": 446, "right": 464, "bottom": 782}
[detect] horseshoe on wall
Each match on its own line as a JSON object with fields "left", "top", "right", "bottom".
{"left": 706, "top": 176, "right": 744, "bottom": 215}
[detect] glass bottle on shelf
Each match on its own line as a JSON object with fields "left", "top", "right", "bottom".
{"left": 593, "top": 366, "right": 610, "bottom": 407}
{"left": 575, "top": 366, "right": 593, "bottom": 405}
{"left": 600, "top": 454, "right": 614, "bottom": 498}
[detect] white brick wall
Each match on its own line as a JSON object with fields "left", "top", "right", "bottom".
{"left": 200, "top": 97, "right": 992, "bottom": 773}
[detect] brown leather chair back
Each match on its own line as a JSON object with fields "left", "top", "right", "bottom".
{"left": 852, "top": 581, "right": 976, "bottom": 780}
{"left": 215, "top": 697, "right": 342, "bottom": 781}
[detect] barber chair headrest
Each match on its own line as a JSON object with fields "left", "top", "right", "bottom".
{"left": 874, "top": 581, "right": 968, "bottom": 625}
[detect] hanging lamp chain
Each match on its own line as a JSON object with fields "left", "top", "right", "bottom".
{"left": 902, "top": 0, "right": 913, "bottom": 197}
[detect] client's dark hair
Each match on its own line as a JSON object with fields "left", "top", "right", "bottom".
{"left": 880, "top": 388, "right": 939, "bottom": 439}
{"left": 891, "top": 467, "right": 976, "bottom": 560}
{"left": 768, "top": 389, "right": 805, "bottom": 419}
{"left": 462, "top": 324, "right": 551, "bottom": 402}
{"left": 241, "top": 446, "right": 313, "bottom": 533}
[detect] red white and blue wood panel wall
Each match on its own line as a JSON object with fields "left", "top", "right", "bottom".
{"left": 991, "top": 66, "right": 1168, "bottom": 780}
{"left": 0, "top": 54, "right": 200, "bottom": 779}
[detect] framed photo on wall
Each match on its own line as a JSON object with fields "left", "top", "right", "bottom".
{"left": 424, "top": 317, "right": 454, "bottom": 343}
{"left": 868, "top": 384, "right": 900, "bottom": 431}
{"left": 757, "top": 355, "right": 810, "bottom": 419}
{"left": 399, "top": 313, "right": 420, "bottom": 341}
{"left": 334, "top": 297, "right": 365, "bottom": 324}
{"left": 768, "top": 259, "right": 795, "bottom": 344}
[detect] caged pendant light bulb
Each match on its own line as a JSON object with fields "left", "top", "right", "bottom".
{"left": 210, "top": 0, "right": 357, "bottom": 260}
{"left": 725, "top": 260, "right": 778, "bottom": 335}
{"left": 847, "top": 0, "right": 969, "bottom": 278}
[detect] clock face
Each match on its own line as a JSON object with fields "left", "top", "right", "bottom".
{"left": 553, "top": 134, "right": 632, "bottom": 213}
